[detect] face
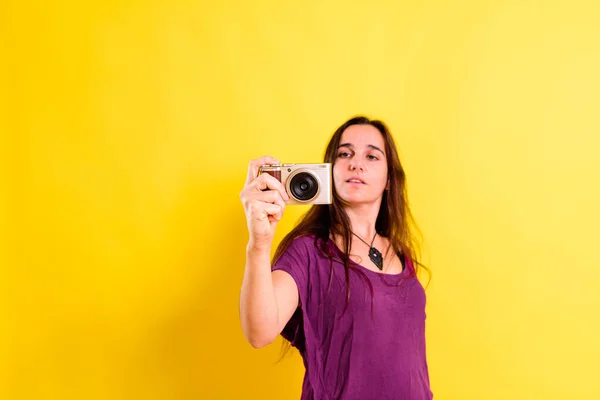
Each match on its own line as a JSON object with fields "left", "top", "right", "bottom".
{"left": 333, "top": 124, "right": 389, "bottom": 206}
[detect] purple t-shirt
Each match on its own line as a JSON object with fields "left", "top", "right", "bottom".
{"left": 272, "top": 234, "right": 433, "bottom": 400}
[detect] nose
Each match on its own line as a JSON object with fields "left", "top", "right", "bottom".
{"left": 349, "top": 160, "right": 365, "bottom": 171}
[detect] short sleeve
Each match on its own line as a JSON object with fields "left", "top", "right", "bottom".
{"left": 271, "top": 236, "right": 312, "bottom": 350}
{"left": 271, "top": 236, "right": 311, "bottom": 305}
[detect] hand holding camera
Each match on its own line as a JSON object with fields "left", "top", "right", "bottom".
{"left": 240, "top": 156, "right": 332, "bottom": 248}
{"left": 240, "top": 156, "right": 289, "bottom": 247}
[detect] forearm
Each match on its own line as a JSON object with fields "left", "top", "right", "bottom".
{"left": 239, "top": 242, "right": 280, "bottom": 348}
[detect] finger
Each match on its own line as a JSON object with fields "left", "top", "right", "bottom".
{"left": 259, "top": 203, "right": 283, "bottom": 221}
{"left": 253, "top": 173, "right": 290, "bottom": 202}
{"left": 245, "top": 156, "right": 280, "bottom": 185}
{"left": 251, "top": 186, "right": 284, "bottom": 205}
{"left": 240, "top": 177, "right": 283, "bottom": 207}
{"left": 272, "top": 195, "right": 286, "bottom": 220}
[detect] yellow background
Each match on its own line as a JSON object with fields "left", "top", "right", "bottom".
{"left": 2, "top": 0, "right": 600, "bottom": 399}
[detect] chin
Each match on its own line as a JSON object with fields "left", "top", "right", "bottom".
{"left": 338, "top": 193, "right": 378, "bottom": 206}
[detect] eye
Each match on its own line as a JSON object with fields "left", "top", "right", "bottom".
{"left": 337, "top": 151, "right": 352, "bottom": 158}
{"left": 367, "top": 154, "right": 379, "bottom": 161}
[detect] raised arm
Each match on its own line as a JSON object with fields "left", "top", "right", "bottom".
{"left": 239, "top": 156, "right": 300, "bottom": 348}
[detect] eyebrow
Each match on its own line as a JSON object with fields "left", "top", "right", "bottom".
{"left": 338, "top": 143, "right": 385, "bottom": 156}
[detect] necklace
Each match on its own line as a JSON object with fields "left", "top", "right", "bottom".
{"left": 350, "top": 230, "right": 383, "bottom": 270}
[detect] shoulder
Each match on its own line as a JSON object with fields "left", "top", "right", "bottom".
{"left": 273, "top": 233, "right": 329, "bottom": 267}
{"left": 402, "top": 255, "right": 420, "bottom": 277}
{"left": 272, "top": 234, "right": 323, "bottom": 288}
{"left": 283, "top": 233, "right": 320, "bottom": 255}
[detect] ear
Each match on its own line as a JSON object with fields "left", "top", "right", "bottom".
{"left": 385, "top": 179, "right": 390, "bottom": 191}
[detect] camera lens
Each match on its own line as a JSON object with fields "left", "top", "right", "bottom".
{"left": 289, "top": 172, "right": 319, "bottom": 201}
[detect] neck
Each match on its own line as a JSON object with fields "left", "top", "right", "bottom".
{"left": 344, "top": 203, "right": 381, "bottom": 241}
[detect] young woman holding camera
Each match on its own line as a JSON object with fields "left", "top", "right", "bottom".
{"left": 239, "top": 116, "right": 433, "bottom": 399}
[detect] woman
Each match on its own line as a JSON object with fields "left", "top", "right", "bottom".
{"left": 239, "top": 116, "right": 433, "bottom": 399}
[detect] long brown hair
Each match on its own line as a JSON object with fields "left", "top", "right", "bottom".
{"left": 272, "top": 116, "right": 430, "bottom": 354}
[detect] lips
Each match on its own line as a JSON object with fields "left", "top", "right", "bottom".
{"left": 346, "top": 176, "right": 366, "bottom": 184}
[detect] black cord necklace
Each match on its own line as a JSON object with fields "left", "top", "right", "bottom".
{"left": 350, "top": 230, "right": 384, "bottom": 270}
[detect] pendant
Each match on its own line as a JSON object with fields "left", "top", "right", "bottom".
{"left": 369, "top": 247, "right": 383, "bottom": 270}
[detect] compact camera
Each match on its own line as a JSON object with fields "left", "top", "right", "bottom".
{"left": 258, "top": 163, "right": 332, "bottom": 205}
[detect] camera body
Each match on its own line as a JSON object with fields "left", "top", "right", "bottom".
{"left": 259, "top": 163, "right": 332, "bottom": 205}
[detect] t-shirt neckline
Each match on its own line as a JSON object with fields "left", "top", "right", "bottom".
{"left": 326, "top": 237, "right": 408, "bottom": 277}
